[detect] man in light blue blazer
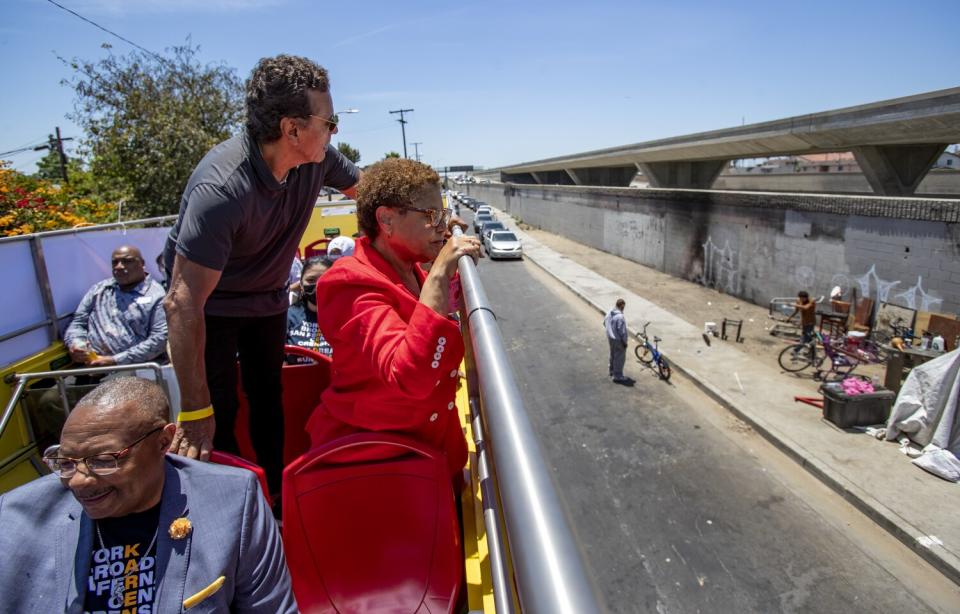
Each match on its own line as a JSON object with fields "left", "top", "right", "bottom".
{"left": 0, "top": 377, "right": 298, "bottom": 613}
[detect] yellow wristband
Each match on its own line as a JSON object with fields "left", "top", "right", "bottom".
{"left": 178, "top": 406, "right": 214, "bottom": 422}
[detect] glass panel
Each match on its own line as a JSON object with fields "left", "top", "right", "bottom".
{"left": 42, "top": 227, "right": 169, "bottom": 317}
{"left": 19, "top": 379, "right": 102, "bottom": 452}
{"left": 0, "top": 240, "right": 47, "bottom": 335}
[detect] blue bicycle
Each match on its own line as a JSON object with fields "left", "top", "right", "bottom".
{"left": 634, "top": 322, "right": 671, "bottom": 381}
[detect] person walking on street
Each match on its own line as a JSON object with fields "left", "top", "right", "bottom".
{"left": 604, "top": 298, "right": 629, "bottom": 383}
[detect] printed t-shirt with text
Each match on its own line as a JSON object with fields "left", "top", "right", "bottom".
{"left": 84, "top": 503, "right": 161, "bottom": 614}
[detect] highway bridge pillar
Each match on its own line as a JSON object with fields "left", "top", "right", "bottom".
{"left": 500, "top": 172, "right": 538, "bottom": 184}
{"left": 637, "top": 159, "right": 728, "bottom": 189}
{"left": 852, "top": 144, "right": 948, "bottom": 196}
{"left": 560, "top": 166, "right": 637, "bottom": 186}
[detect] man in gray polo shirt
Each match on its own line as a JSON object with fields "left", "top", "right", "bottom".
{"left": 163, "top": 55, "right": 359, "bottom": 498}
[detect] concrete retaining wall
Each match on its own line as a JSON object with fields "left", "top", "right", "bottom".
{"left": 463, "top": 183, "right": 960, "bottom": 315}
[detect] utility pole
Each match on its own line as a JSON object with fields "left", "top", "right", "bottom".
{"left": 411, "top": 142, "right": 422, "bottom": 162}
{"left": 33, "top": 126, "right": 73, "bottom": 182}
{"left": 389, "top": 108, "right": 414, "bottom": 158}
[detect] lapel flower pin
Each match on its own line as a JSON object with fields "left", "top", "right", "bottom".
{"left": 169, "top": 517, "right": 193, "bottom": 540}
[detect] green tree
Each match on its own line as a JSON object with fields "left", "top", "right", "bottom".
{"left": 34, "top": 147, "right": 71, "bottom": 182}
{"left": 336, "top": 142, "right": 361, "bottom": 164}
{"left": 384, "top": 151, "right": 401, "bottom": 159}
{"left": 62, "top": 42, "right": 244, "bottom": 217}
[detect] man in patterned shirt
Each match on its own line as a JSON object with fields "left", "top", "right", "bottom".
{"left": 64, "top": 245, "right": 168, "bottom": 366}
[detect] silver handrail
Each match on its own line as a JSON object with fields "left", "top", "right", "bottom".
{"left": 0, "top": 215, "right": 177, "bottom": 244}
{"left": 0, "top": 363, "right": 169, "bottom": 439}
{"left": 468, "top": 397, "right": 517, "bottom": 614}
{"left": 456, "top": 230, "right": 604, "bottom": 613}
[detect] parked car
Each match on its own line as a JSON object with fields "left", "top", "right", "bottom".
{"left": 480, "top": 221, "right": 506, "bottom": 249}
{"left": 486, "top": 231, "right": 523, "bottom": 260}
{"left": 473, "top": 213, "right": 494, "bottom": 233}
{"left": 475, "top": 205, "right": 492, "bottom": 216}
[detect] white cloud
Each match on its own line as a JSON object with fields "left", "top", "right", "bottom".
{"left": 71, "top": 0, "right": 286, "bottom": 15}
{"left": 332, "top": 5, "right": 472, "bottom": 48}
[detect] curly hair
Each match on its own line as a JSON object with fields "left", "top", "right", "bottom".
{"left": 356, "top": 159, "right": 440, "bottom": 239}
{"left": 245, "top": 55, "right": 329, "bottom": 143}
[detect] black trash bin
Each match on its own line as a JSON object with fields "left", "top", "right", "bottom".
{"left": 820, "top": 384, "right": 896, "bottom": 429}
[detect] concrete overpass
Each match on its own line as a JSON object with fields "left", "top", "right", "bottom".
{"left": 475, "top": 86, "right": 960, "bottom": 196}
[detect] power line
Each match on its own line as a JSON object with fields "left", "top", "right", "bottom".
{"left": 3, "top": 135, "right": 51, "bottom": 153}
{"left": 44, "top": 0, "right": 165, "bottom": 62}
{"left": 0, "top": 145, "right": 43, "bottom": 158}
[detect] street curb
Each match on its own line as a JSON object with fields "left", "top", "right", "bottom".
{"left": 502, "top": 213, "right": 960, "bottom": 587}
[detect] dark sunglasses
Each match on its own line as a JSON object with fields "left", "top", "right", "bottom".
{"left": 306, "top": 113, "right": 339, "bottom": 131}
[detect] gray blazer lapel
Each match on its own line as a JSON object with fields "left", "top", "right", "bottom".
{"left": 154, "top": 460, "right": 191, "bottom": 613}
{"left": 57, "top": 507, "right": 93, "bottom": 614}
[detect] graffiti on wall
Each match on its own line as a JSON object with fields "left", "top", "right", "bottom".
{"left": 701, "top": 236, "right": 740, "bottom": 295}
{"left": 832, "top": 265, "right": 943, "bottom": 312}
{"left": 616, "top": 219, "right": 645, "bottom": 241}
{"left": 893, "top": 276, "right": 944, "bottom": 312}
{"left": 856, "top": 265, "right": 899, "bottom": 304}
{"left": 794, "top": 265, "right": 816, "bottom": 289}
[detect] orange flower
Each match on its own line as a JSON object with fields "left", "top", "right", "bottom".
{"left": 169, "top": 517, "right": 192, "bottom": 539}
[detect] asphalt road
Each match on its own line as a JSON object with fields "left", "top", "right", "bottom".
{"left": 461, "top": 206, "right": 956, "bottom": 613}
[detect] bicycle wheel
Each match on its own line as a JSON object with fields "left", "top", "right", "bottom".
{"left": 817, "top": 354, "right": 858, "bottom": 382}
{"left": 778, "top": 344, "right": 814, "bottom": 372}
{"left": 857, "top": 340, "right": 888, "bottom": 364}
{"left": 635, "top": 344, "right": 653, "bottom": 364}
{"left": 657, "top": 358, "right": 672, "bottom": 381}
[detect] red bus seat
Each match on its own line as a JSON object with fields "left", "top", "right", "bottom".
{"left": 235, "top": 346, "right": 331, "bottom": 466}
{"left": 304, "top": 238, "right": 330, "bottom": 258}
{"left": 282, "top": 433, "right": 463, "bottom": 614}
{"left": 209, "top": 450, "right": 273, "bottom": 509}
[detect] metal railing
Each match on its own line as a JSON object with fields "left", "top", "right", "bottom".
{"left": 0, "top": 215, "right": 177, "bottom": 245}
{"left": 0, "top": 215, "right": 178, "bottom": 354}
{"left": 456, "top": 229, "right": 604, "bottom": 613}
{"left": 1, "top": 363, "right": 170, "bottom": 441}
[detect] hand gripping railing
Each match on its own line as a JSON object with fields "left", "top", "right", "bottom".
{"left": 455, "top": 228, "right": 604, "bottom": 614}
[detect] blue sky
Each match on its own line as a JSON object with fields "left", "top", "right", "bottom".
{"left": 2, "top": 0, "right": 957, "bottom": 173}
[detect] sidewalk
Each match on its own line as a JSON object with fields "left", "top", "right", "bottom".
{"left": 492, "top": 208, "right": 960, "bottom": 586}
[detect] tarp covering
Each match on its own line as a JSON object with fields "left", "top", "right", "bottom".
{"left": 885, "top": 349, "right": 960, "bottom": 482}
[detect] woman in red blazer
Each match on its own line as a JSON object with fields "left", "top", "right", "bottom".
{"left": 308, "top": 159, "right": 481, "bottom": 477}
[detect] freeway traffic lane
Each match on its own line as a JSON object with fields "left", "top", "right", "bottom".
{"left": 467, "top": 232, "right": 950, "bottom": 612}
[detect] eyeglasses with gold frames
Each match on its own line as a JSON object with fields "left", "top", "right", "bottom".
{"left": 393, "top": 205, "right": 453, "bottom": 229}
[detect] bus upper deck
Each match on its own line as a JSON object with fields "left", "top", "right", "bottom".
{"left": 0, "top": 199, "right": 603, "bottom": 613}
